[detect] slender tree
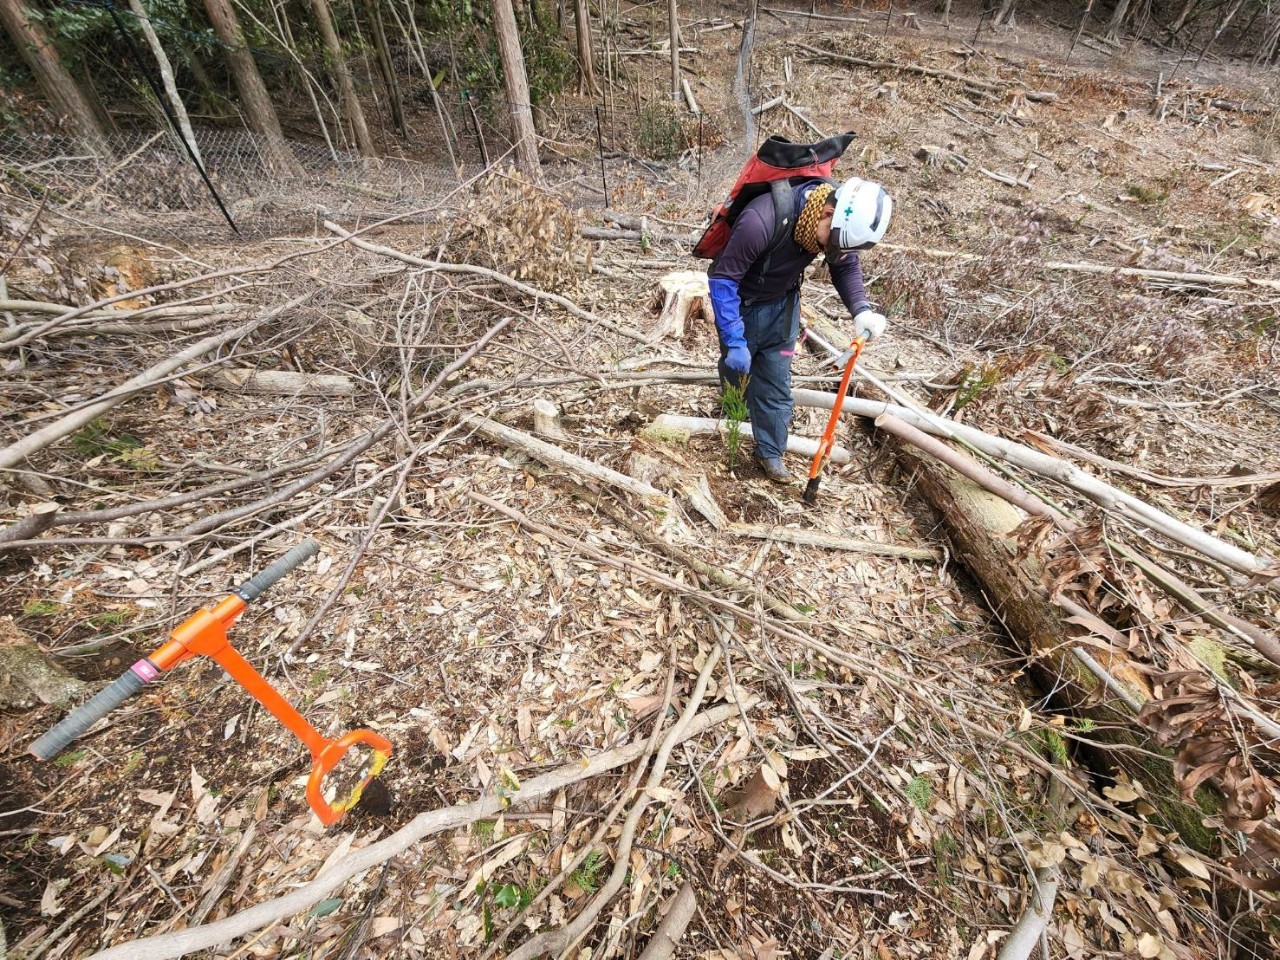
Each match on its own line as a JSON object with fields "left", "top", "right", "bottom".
{"left": 491, "top": 0, "right": 541, "bottom": 179}
{"left": 1067, "top": 0, "right": 1098, "bottom": 61}
{"left": 572, "top": 0, "right": 599, "bottom": 96}
{"left": 180, "top": 39, "right": 220, "bottom": 111}
{"left": 668, "top": 0, "right": 679, "bottom": 100}
{"left": 126, "top": 0, "right": 204, "bottom": 169}
{"left": 1105, "top": 0, "right": 1134, "bottom": 41}
{"left": 1192, "top": 0, "right": 1245, "bottom": 70}
{"left": 0, "top": 0, "right": 106, "bottom": 144}
{"left": 1167, "top": 0, "right": 1199, "bottom": 38}
{"left": 201, "top": 0, "right": 302, "bottom": 175}
{"left": 735, "top": 0, "right": 759, "bottom": 152}
{"left": 308, "top": 0, "right": 377, "bottom": 156}
{"left": 366, "top": 0, "right": 407, "bottom": 140}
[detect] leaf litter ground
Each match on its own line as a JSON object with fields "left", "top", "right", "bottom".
{"left": 2, "top": 7, "right": 1279, "bottom": 960}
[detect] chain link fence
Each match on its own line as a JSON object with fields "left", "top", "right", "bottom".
{"left": 0, "top": 82, "right": 750, "bottom": 248}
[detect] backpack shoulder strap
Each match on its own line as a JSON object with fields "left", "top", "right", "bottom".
{"left": 754, "top": 179, "right": 798, "bottom": 279}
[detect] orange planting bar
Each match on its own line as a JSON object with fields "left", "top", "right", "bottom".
{"left": 804, "top": 336, "right": 866, "bottom": 505}
{"left": 29, "top": 540, "right": 393, "bottom": 827}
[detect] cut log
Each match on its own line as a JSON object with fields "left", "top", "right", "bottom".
{"left": 644, "top": 414, "right": 852, "bottom": 463}
{"left": 637, "top": 881, "right": 697, "bottom": 960}
{"left": 465, "top": 414, "right": 668, "bottom": 507}
{"left": 883, "top": 434, "right": 1224, "bottom": 849}
{"left": 0, "top": 502, "right": 60, "bottom": 546}
{"left": 727, "top": 522, "right": 937, "bottom": 560}
{"left": 206, "top": 368, "right": 355, "bottom": 397}
{"left": 790, "top": 388, "right": 1278, "bottom": 578}
{"left": 681, "top": 77, "right": 700, "bottom": 115}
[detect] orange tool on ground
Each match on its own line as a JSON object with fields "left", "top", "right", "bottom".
{"left": 803, "top": 334, "right": 866, "bottom": 505}
{"left": 29, "top": 540, "right": 391, "bottom": 826}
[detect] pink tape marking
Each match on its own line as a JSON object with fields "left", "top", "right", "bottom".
{"left": 131, "top": 659, "right": 161, "bottom": 682}
{"left": 779, "top": 349, "right": 795, "bottom": 357}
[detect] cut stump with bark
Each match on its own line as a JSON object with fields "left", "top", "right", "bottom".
{"left": 650, "top": 271, "right": 710, "bottom": 343}
{"left": 0, "top": 618, "right": 89, "bottom": 710}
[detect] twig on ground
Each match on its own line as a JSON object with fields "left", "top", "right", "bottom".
{"left": 84, "top": 703, "right": 752, "bottom": 960}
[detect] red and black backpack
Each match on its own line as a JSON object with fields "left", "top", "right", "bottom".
{"left": 692, "top": 131, "right": 857, "bottom": 266}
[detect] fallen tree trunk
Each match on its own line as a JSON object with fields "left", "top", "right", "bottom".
{"left": 643, "top": 413, "right": 852, "bottom": 463}
{"left": 205, "top": 368, "right": 354, "bottom": 397}
{"left": 466, "top": 414, "right": 669, "bottom": 506}
{"left": 790, "top": 388, "right": 1278, "bottom": 578}
{"left": 884, "top": 432, "right": 1222, "bottom": 848}
{"left": 636, "top": 881, "right": 697, "bottom": 960}
{"left": 85, "top": 701, "right": 753, "bottom": 960}
{"left": 727, "top": 522, "right": 937, "bottom": 561}
{"left": 0, "top": 299, "right": 222, "bottom": 319}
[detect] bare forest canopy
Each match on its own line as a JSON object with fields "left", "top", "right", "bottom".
{"left": 2, "top": 1, "right": 1280, "bottom": 960}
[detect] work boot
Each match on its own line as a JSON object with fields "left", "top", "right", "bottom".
{"left": 754, "top": 455, "right": 792, "bottom": 484}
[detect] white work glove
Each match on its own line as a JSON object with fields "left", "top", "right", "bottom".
{"left": 853, "top": 309, "right": 887, "bottom": 342}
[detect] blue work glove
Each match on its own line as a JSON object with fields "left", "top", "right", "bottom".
{"left": 725, "top": 345, "right": 752, "bottom": 374}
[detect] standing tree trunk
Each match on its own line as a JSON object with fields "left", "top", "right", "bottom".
{"left": 1167, "top": 0, "right": 1198, "bottom": 37}
{"left": 572, "top": 0, "right": 599, "bottom": 95}
{"left": 734, "top": 0, "right": 759, "bottom": 152}
{"left": 366, "top": 0, "right": 407, "bottom": 140}
{"left": 0, "top": 0, "right": 106, "bottom": 146}
{"left": 126, "top": 0, "right": 204, "bottom": 170}
{"left": 201, "top": 0, "right": 302, "bottom": 176}
{"left": 1105, "top": 0, "right": 1135, "bottom": 40}
{"left": 667, "top": 0, "right": 679, "bottom": 100}
{"left": 180, "top": 40, "right": 221, "bottom": 112}
{"left": 491, "top": 0, "right": 541, "bottom": 180}
{"left": 307, "top": 0, "right": 377, "bottom": 156}
{"left": 1067, "top": 0, "right": 1098, "bottom": 61}
{"left": 1193, "top": 0, "right": 1245, "bottom": 70}
{"left": 995, "top": 0, "right": 1018, "bottom": 27}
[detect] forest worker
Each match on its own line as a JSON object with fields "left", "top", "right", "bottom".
{"left": 708, "top": 177, "right": 893, "bottom": 484}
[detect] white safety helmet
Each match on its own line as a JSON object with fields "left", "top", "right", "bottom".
{"left": 828, "top": 178, "right": 892, "bottom": 252}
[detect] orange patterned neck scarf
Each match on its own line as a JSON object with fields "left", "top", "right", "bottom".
{"left": 793, "top": 183, "right": 835, "bottom": 254}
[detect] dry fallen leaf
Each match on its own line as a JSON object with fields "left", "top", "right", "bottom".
{"left": 1138, "top": 932, "right": 1163, "bottom": 958}
{"left": 40, "top": 879, "right": 63, "bottom": 917}
{"left": 1175, "top": 853, "right": 1212, "bottom": 880}
{"left": 1104, "top": 782, "right": 1140, "bottom": 803}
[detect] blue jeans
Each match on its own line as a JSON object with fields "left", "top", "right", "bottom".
{"left": 718, "top": 291, "right": 800, "bottom": 461}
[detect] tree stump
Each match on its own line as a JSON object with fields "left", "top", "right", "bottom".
{"left": 0, "top": 618, "right": 88, "bottom": 710}
{"left": 650, "top": 271, "right": 710, "bottom": 343}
